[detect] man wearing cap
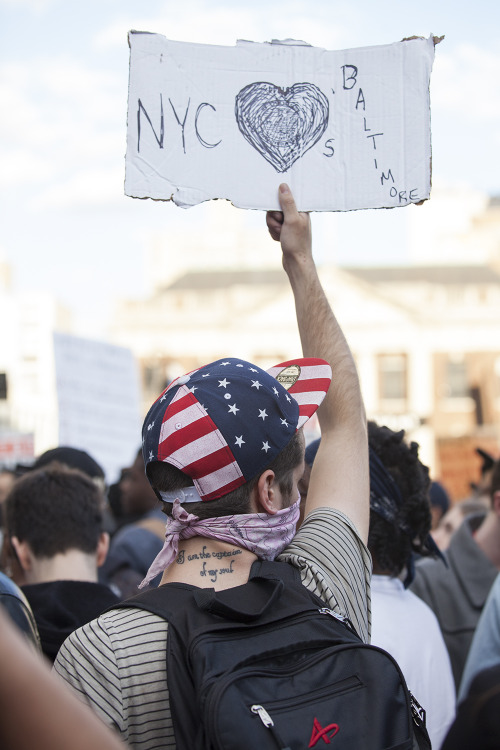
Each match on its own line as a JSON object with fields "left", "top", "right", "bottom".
{"left": 54, "top": 185, "right": 370, "bottom": 750}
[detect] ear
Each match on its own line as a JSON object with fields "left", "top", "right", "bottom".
{"left": 96, "top": 532, "right": 110, "bottom": 568}
{"left": 251, "top": 470, "right": 280, "bottom": 515}
{"left": 9, "top": 536, "right": 33, "bottom": 573}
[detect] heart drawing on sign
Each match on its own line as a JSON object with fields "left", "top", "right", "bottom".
{"left": 235, "top": 82, "right": 329, "bottom": 173}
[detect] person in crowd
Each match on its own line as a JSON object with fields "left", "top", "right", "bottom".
{"left": 0, "top": 446, "right": 110, "bottom": 585}
{"left": 54, "top": 184, "right": 371, "bottom": 749}
{"left": 4, "top": 464, "right": 119, "bottom": 661}
{"left": 411, "top": 457, "right": 500, "bottom": 690}
{"left": 432, "top": 496, "right": 489, "bottom": 551}
{"left": 459, "top": 572, "right": 500, "bottom": 702}
{"left": 99, "top": 448, "right": 167, "bottom": 597}
{"left": 34, "top": 445, "right": 117, "bottom": 534}
{"left": 0, "top": 606, "right": 127, "bottom": 750}
{"left": 0, "top": 469, "right": 17, "bottom": 566}
{"left": 297, "top": 436, "right": 320, "bottom": 526}
{"left": 33, "top": 446, "right": 106, "bottom": 489}
{"left": 470, "top": 447, "right": 496, "bottom": 503}
{"left": 0, "top": 469, "right": 16, "bottom": 509}
{"left": 441, "top": 663, "right": 500, "bottom": 750}
{"left": 429, "top": 480, "right": 450, "bottom": 530}
{"left": 367, "top": 422, "right": 455, "bottom": 748}
{"left": 0, "top": 570, "right": 40, "bottom": 648}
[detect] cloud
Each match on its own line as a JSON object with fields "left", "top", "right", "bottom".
{"left": 432, "top": 43, "right": 500, "bottom": 122}
{"left": 0, "top": 149, "right": 56, "bottom": 188}
{"left": 33, "top": 166, "right": 125, "bottom": 209}
{"left": 0, "top": 58, "right": 125, "bottom": 200}
{"left": 0, "top": 0, "right": 55, "bottom": 9}
{"left": 93, "top": 2, "right": 347, "bottom": 51}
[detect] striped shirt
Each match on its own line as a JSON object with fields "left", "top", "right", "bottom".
{"left": 54, "top": 508, "right": 371, "bottom": 750}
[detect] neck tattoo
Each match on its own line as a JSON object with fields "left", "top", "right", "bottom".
{"left": 176, "top": 544, "right": 243, "bottom": 584}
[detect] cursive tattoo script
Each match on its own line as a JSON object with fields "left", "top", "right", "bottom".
{"left": 175, "top": 544, "right": 242, "bottom": 582}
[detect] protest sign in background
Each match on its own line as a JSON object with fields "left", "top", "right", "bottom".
{"left": 54, "top": 333, "right": 142, "bottom": 482}
{"left": 126, "top": 34, "right": 436, "bottom": 211}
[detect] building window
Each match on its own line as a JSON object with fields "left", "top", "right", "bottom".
{"left": 445, "top": 358, "right": 468, "bottom": 399}
{"left": 378, "top": 355, "right": 407, "bottom": 400}
{"left": 0, "top": 373, "right": 6, "bottom": 400}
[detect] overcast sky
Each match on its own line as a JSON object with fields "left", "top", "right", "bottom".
{"left": 1, "top": 0, "right": 499, "bottom": 336}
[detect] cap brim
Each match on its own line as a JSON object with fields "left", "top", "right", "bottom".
{"left": 266, "top": 358, "right": 332, "bottom": 429}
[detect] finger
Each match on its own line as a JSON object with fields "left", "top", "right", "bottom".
{"left": 278, "top": 183, "right": 299, "bottom": 218}
{"left": 266, "top": 210, "right": 284, "bottom": 241}
{"left": 266, "top": 210, "right": 284, "bottom": 224}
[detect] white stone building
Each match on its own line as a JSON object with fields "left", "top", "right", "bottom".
{"left": 111, "top": 192, "right": 500, "bottom": 499}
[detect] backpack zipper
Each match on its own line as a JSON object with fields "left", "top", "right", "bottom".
{"left": 251, "top": 705, "right": 292, "bottom": 750}
{"left": 204, "top": 646, "right": 365, "bottom": 744}
{"left": 189, "top": 609, "right": 359, "bottom": 670}
{"left": 318, "top": 607, "right": 357, "bottom": 634}
{"left": 204, "top": 643, "right": 415, "bottom": 748}
{"left": 410, "top": 692, "right": 427, "bottom": 727}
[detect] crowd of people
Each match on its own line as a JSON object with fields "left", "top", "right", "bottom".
{"left": 1, "top": 185, "right": 500, "bottom": 749}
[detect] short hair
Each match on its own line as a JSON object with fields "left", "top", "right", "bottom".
{"left": 147, "top": 429, "right": 305, "bottom": 520}
{"left": 367, "top": 422, "right": 431, "bottom": 577}
{"left": 5, "top": 464, "right": 105, "bottom": 558}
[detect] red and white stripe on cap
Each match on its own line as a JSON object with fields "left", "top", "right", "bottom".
{"left": 157, "top": 385, "right": 244, "bottom": 501}
{"left": 266, "top": 358, "right": 332, "bottom": 429}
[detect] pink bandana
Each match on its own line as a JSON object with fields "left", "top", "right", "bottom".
{"left": 139, "top": 496, "right": 301, "bottom": 588}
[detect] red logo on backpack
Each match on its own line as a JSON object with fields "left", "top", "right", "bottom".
{"left": 308, "top": 717, "right": 340, "bottom": 746}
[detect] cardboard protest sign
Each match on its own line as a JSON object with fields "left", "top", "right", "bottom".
{"left": 53, "top": 333, "right": 142, "bottom": 482}
{"left": 125, "top": 33, "right": 437, "bottom": 211}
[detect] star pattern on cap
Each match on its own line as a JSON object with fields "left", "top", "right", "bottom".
{"left": 143, "top": 355, "right": 333, "bottom": 503}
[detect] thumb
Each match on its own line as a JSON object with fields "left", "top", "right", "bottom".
{"left": 278, "top": 183, "right": 298, "bottom": 218}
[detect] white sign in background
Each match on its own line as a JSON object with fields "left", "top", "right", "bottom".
{"left": 54, "top": 332, "right": 142, "bottom": 482}
{"left": 125, "top": 34, "right": 436, "bottom": 212}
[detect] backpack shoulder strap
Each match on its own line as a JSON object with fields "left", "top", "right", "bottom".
{"left": 109, "top": 581, "right": 194, "bottom": 621}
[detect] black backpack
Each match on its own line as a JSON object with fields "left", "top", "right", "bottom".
{"left": 116, "top": 560, "right": 431, "bottom": 750}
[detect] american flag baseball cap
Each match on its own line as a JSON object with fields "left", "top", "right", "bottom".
{"left": 142, "top": 357, "right": 331, "bottom": 502}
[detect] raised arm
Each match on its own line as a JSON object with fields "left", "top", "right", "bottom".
{"left": 267, "top": 184, "right": 369, "bottom": 542}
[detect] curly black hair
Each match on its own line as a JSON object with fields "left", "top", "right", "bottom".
{"left": 368, "top": 421, "right": 432, "bottom": 577}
